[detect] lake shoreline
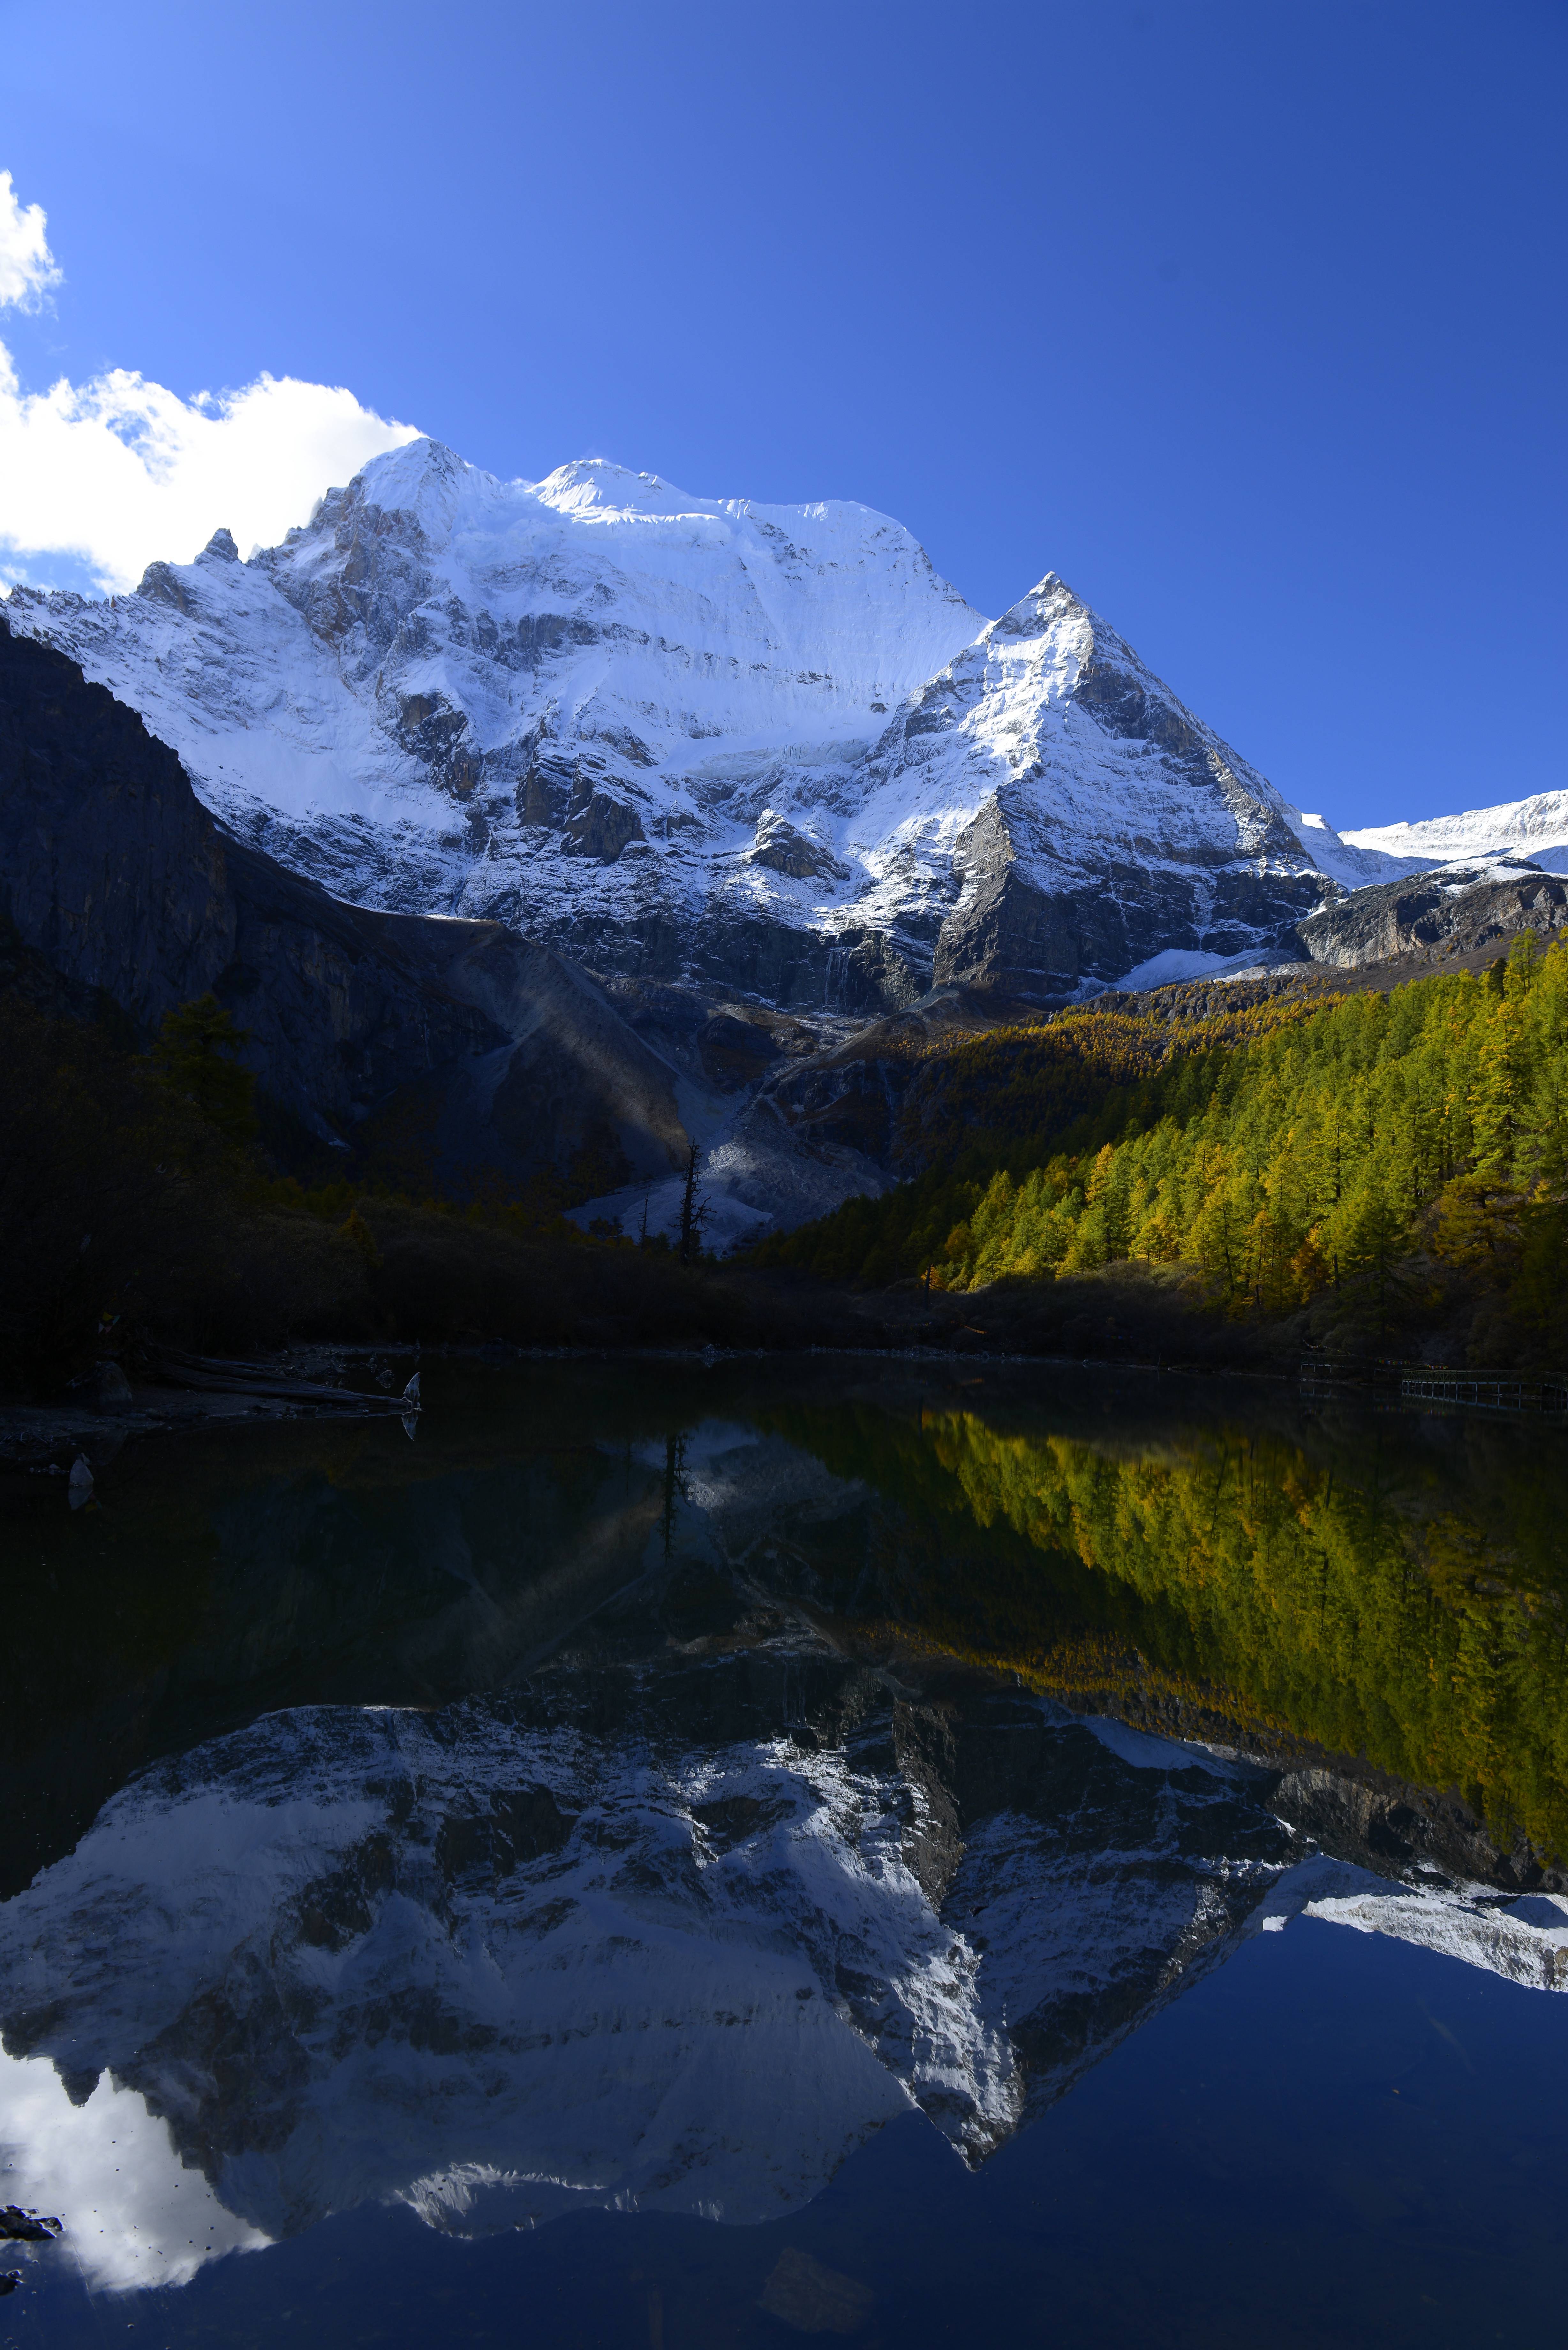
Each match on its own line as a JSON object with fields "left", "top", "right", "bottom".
{"left": 9, "top": 1323, "right": 1565, "bottom": 1476}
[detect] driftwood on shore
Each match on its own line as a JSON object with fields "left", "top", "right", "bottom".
{"left": 147, "top": 1348, "right": 411, "bottom": 1411}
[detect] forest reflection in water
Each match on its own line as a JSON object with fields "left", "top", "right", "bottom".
{"left": 757, "top": 1378, "right": 1568, "bottom": 1869}
{"left": 1, "top": 1358, "right": 1565, "bottom": 2346}
{"left": 9, "top": 1358, "right": 1568, "bottom": 1879}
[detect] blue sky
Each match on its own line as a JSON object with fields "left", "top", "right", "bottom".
{"left": 0, "top": 0, "right": 1562, "bottom": 831}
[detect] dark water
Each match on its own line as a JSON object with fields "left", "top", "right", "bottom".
{"left": 2, "top": 1359, "right": 1565, "bottom": 2347}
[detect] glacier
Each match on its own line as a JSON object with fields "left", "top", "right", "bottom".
{"left": 1340, "top": 792, "right": 1568, "bottom": 878}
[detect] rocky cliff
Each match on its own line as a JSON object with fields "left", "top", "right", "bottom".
{"left": 893, "top": 574, "right": 1336, "bottom": 995}
{"left": 1298, "top": 856, "right": 1568, "bottom": 969}
{"left": 0, "top": 616, "right": 695, "bottom": 1193}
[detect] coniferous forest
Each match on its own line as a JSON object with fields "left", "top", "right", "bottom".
{"left": 758, "top": 935, "right": 1568, "bottom": 1363}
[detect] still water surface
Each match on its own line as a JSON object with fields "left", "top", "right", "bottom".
{"left": 2, "top": 1360, "right": 1565, "bottom": 2346}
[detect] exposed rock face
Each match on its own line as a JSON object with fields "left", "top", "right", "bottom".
{"left": 4, "top": 442, "right": 1357, "bottom": 1012}
{"left": 563, "top": 784, "right": 645, "bottom": 863}
{"left": 1298, "top": 859, "right": 1568, "bottom": 969}
{"left": 0, "top": 617, "right": 691, "bottom": 1189}
{"left": 0, "top": 616, "right": 235, "bottom": 1024}
{"left": 750, "top": 809, "right": 850, "bottom": 882}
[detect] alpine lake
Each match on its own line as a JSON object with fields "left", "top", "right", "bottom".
{"left": 2, "top": 1354, "right": 1565, "bottom": 2349}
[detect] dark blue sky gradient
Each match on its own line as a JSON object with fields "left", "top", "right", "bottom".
{"left": 1, "top": 0, "right": 1562, "bottom": 830}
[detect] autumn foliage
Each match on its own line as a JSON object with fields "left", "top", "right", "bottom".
{"left": 759, "top": 936, "right": 1568, "bottom": 1349}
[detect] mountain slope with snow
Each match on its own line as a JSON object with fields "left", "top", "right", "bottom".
{"left": 0, "top": 442, "right": 1322, "bottom": 1009}
{"left": 1341, "top": 790, "right": 1568, "bottom": 877}
{"left": 6, "top": 438, "right": 1557, "bottom": 1010}
{"left": 4, "top": 443, "right": 989, "bottom": 1007}
{"left": 867, "top": 573, "right": 1338, "bottom": 995}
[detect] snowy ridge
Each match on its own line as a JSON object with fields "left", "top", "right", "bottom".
{"left": 1289, "top": 808, "right": 1424, "bottom": 889}
{"left": 856, "top": 573, "right": 1338, "bottom": 989}
{"left": 1341, "top": 790, "right": 1568, "bottom": 878}
{"left": 865, "top": 575, "right": 1309, "bottom": 892}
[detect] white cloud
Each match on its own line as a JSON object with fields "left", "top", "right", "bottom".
{"left": 0, "top": 352, "right": 421, "bottom": 592}
{"left": 0, "top": 171, "right": 419, "bottom": 594}
{"left": 0, "top": 168, "right": 61, "bottom": 311}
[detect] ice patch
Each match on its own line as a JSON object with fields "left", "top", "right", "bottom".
{"left": 1245, "top": 1859, "right": 1568, "bottom": 1993}
{"left": 1114, "top": 946, "right": 1287, "bottom": 990}
{"left": 1080, "top": 1714, "right": 1235, "bottom": 1777}
{"left": 1425, "top": 856, "right": 1546, "bottom": 894}
{"left": 567, "top": 1169, "right": 774, "bottom": 1255}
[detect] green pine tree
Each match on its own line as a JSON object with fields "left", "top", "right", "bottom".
{"left": 149, "top": 995, "right": 258, "bottom": 1142}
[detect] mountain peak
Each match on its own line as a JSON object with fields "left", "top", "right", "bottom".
{"left": 984, "top": 573, "right": 1096, "bottom": 645}
{"left": 337, "top": 436, "right": 473, "bottom": 530}
{"left": 534, "top": 458, "right": 697, "bottom": 520}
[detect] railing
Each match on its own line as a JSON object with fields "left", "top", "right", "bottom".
{"left": 1299, "top": 1353, "right": 1568, "bottom": 1417}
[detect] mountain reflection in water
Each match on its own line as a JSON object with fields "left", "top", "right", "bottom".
{"left": 1, "top": 1361, "right": 1565, "bottom": 2331}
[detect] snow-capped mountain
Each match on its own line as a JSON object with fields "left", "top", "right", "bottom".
{"left": 9, "top": 437, "right": 1557, "bottom": 1009}
{"left": 0, "top": 441, "right": 1354, "bottom": 1011}
{"left": 881, "top": 574, "right": 1338, "bottom": 996}
{"left": 3, "top": 444, "right": 985, "bottom": 1009}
